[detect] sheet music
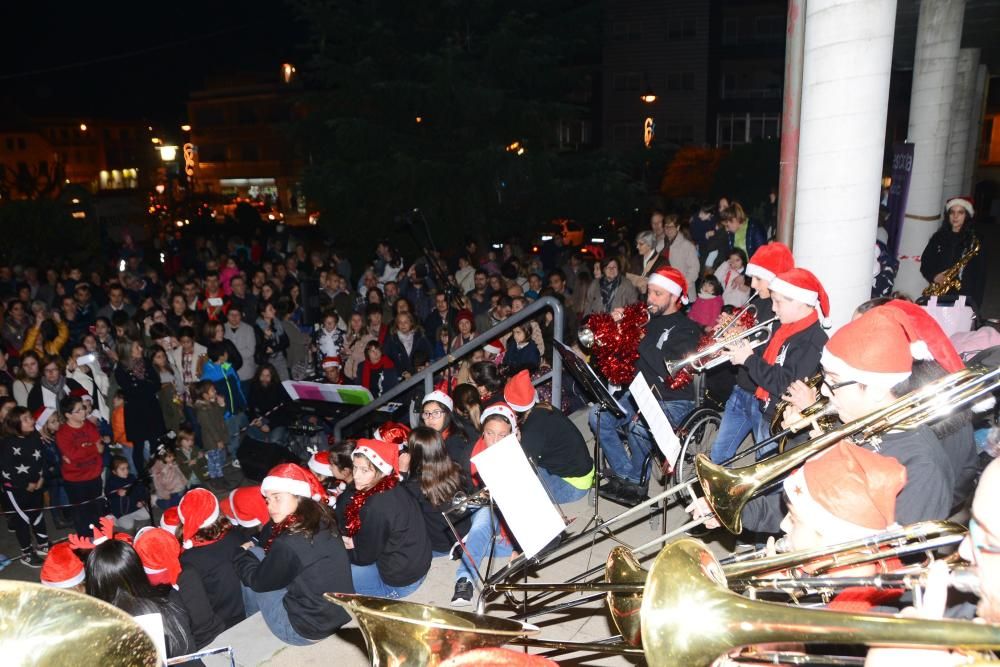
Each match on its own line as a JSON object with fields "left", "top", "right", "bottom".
{"left": 470, "top": 434, "right": 565, "bottom": 559}
{"left": 628, "top": 371, "right": 681, "bottom": 467}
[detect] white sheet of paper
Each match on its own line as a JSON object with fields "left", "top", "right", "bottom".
{"left": 628, "top": 371, "right": 681, "bottom": 467}
{"left": 470, "top": 434, "right": 565, "bottom": 559}
{"left": 134, "top": 612, "right": 167, "bottom": 666}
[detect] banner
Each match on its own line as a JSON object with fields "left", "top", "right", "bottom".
{"left": 886, "top": 142, "right": 914, "bottom": 258}
{"left": 282, "top": 381, "right": 373, "bottom": 406}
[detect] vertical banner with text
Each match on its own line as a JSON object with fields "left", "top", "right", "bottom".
{"left": 886, "top": 142, "right": 914, "bottom": 258}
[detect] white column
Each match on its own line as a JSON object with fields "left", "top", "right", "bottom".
{"left": 792, "top": 0, "right": 897, "bottom": 331}
{"left": 942, "top": 48, "right": 979, "bottom": 198}
{"left": 895, "top": 0, "right": 965, "bottom": 298}
{"left": 964, "top": 63, "right": 988, "bottom": 194}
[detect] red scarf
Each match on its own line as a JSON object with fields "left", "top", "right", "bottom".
{"left": 343, "top": 475, "right": 397, "bottom": 537}
{"left": 754, "top": 311, "right": 817, "bottom": 401}
{"left": 360, "top": 354, "right": 395, "bottom": 389}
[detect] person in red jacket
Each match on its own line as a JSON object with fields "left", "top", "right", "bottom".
{"left": 55, "top": 394, "right": 105, "bottom": 534}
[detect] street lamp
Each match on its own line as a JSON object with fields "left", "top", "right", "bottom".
{"left": 640, "top": 88, "right": 657, "bottom": 104}
{"left": 157, "top": 145, "right": 178, "bottom": 161}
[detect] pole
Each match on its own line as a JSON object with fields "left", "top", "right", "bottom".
{"left": 776, "top": 0, "right": 806, "bottom": 248}
{"left": 963, "top": 64, "right": 988, "bottom": 194}
{"left": 942, "top": 49, "right": 980, "bottom": 200}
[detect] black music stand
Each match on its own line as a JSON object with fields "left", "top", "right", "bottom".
{"left": 552, "top": 340, "right": 625, "bottom": 532}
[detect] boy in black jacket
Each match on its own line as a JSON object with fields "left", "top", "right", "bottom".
{"left": 105, "top": 455, "right": 147, "bottom": 530}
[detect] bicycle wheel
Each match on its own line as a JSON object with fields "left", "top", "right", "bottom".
{"left": 672, "top": 408, "right": 721, "bottom": 485}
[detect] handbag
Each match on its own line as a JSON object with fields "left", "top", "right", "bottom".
{"left": 922, "top": 295, "right": 976, "bottom": 338}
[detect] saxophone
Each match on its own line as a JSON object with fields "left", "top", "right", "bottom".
{"left": 922, "top": 237, "right": 980, "bottom": 297}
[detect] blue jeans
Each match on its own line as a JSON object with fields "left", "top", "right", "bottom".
{"left": 350, "top": 563, "right": 425, "bottom": 599}
{"left": 535, "top": 466, "right": 589, "bottom": 504}
{"left": 456, "top": 507, "right": 513, "bottom": 584}
{"left": 205, "top": 449, "right": 225, "bottom": 478}
{"left": 754, "top": 408, "right": 778, "bottom": 460}
{"left": 247, "top": 424, "right": 288, "bottom": 445}
{"left": 588, "top": 392, "right": 695, "bottom": 484}
{"left": 709, "top": 386, "right": 764, "bottom": 464}
{"left": 241, "top": 547, "right": 314, "bottom": 646}
{"left": 226, "top": 413, "right": 249, "bottom": 458}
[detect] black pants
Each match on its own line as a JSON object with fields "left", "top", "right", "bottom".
{"left": 5, "top": 488, "right": 48, "bottom": 552}
{"left": 63, "top": 477, "right": 104, "bottom": 536}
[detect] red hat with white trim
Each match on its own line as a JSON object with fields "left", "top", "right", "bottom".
{"left": 884, "top": 300, "right": 965, "bottom": 374}
{"left": 133, "top": 526, "right": 182, "bottom": 587}
{"left": 504, "top": 370, "right": 537, "bottom": 412}
{"left": 821, "top": 306, "right": 918, "bottom": 389}
{"left": 321, "top": 356, "right": 342, "bottom": 370}
{"left": 261, "top": 463, "right": 329, "bottom": 504}
{"left": 229, "top": 486, "right": 270, "bottom": 528}
{"left": 375, "top": 421, "right": 412, "bottom": 446}
{"left": 945, "top": 195, "right": 974, "bottom": 217}
{"left": 178, "top": 488, "right": 221, "bottom": 550}
{"left": 219, "top": 495, "right": 239, "bottom": 524}
{"left": 784, "top": 441, "right": 906, "bottom": 537}
{"left": 308, "top": 450, "right": 334, "bottom": 477}
{"left": 745, "top": 242, "right": 795, "bottom": 282}
{"left": 768, "top": 268, "right": 831, "bottom": 327}
{"left": 481, "top": 402, "right": 518, "bottom": 431}
{"left": 33, "top": 406, "right": 56, "bottom": 432}
{"left": 483, "top": 339, "right": 505, "bottom": 356}
{"left": 352, "top": 438, "right": 399, "bottom": 476}
{"left": 40, "top": 542, "right": 85, "bottom": 588}
{"left": 423, "top": 389, "right": 454, "bottom": 412}
{"left": 647, "top": 267, "right": 689, "bottom": 304}
{"left": 160, "top": 506, "right": 181, "bottom": 532}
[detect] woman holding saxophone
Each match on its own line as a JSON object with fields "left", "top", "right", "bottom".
{"left": 919, "top": 196, "right": 984, "bottom": 306}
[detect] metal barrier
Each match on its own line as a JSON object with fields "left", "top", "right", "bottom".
{"left": 333, "top": 296, "right": 565, "bottom": 441}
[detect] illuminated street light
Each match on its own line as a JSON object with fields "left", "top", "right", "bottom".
{"left": 157, "top": 145, "right": 179, "bottom": 161}
{"left": 281, "top": 63, "right": 296, "bottom": 83}
{"left": 79, "top": 123, "right": 88, "bottom": 132}
{"left": 640, "top": 88, "right": 657, "bottom": 104}
{"left": 155, "top": 184, "right": 166, "bottom": 194}
{"left": 151, "top": 137, "right": 162, "bottom": 145}
{"left": 181, "top": 124, "right": 192, "bottom": 132}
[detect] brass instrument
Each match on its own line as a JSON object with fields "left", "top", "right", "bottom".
{"left": 735, "top": 564, "right": 980, "bottom": 601}
{"left": 770, "top": 373, "right": 839, "bottom": 453}
{"left": 923, "top": 237, "right": 981, "bottom": 297}
{"left": 0, "top": 580, "right": 159, "bottom": 666}
{"left": 696, "top": 366, "right": 996, "bottom": 534}
{"left": 446, "top": 488, "right": 491, "bottom": 516}
{"left": 640, "top": 538, "right": 1000, "bottom": 667}
{"left": 577, "top": 302, "right": 651, "bottom": 349}
{"left": 665, "top": 316, "right": 778, "bottom": 376}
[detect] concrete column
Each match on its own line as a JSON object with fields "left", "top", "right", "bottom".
{"left": 895, "top": 0, "right": 966, "bottom": 298}
{"left": 942, "top": 48, "right": 980, "bottom": 198}
{"left": 777, "top": 0, "right": 806, "bottom": 247}
{"left": 792, "top": 0, "right": 897, "bottom": 330}
{"left": 964, "top": 63, "right": 988, "bottom": 194}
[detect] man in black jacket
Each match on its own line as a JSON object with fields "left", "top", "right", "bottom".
{"left": 588, "top": 267, "right": 701, "bottom": 501}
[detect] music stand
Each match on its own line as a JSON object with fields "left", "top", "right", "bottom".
{"left": 552, "top": 339, "right": 625, "bottom": 532}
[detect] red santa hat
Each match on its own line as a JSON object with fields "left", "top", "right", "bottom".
{"left": 945, "top": 195, "right": 974, "bottom": 217}
{"left": 423, "top": 389, "right": 454, "bottom": 412}
{"left": 229, "top": 486, "right": 270, "bottom": 528}
{"left": 40, "top": 542, "right": 85, "bottom": 589}
{"left": 784, "top": 441, "right": 906, "bottom": 538}
{"left": 374, "top": 421, "right": 412, "bottom": 447}
{"left": 483, "top": 339, "right": 505, "bottom": 356}
{"left": 159, "top": 506, "right": 181, "bottom": 532}
{"left": 821, "top": 306, "right": 918, "bottom": 389}
{"left": 133, "top": 527, "right": 183, "bottom": 587}
{"left": 768, "top": 268, "right": 831, "bottom": 327}
{"left": 481, "top": 402, "right": 518, "bottom": 432}
{"left": 647, "top": 267, "right": 688, "bottom": 304}
{"left": 219, "top": 495, "right": 239, "bottom": 524}
{"left": 745, "top": 242, "right": 795, "bottom": 282}
{"left": 69, "top": 386, "right": 93, "bottom": 402}
{"left": 261, "top": 463, "right": 328, "bottom": 504}
{"left": 352, "top": 438, "right": 399, "bottom": 476}
{"left": 33, "top": 406, "right": 56, "bottom": 432}
{"left": 177, "top": 488, "right": 221, "bottom": 550}
{"left": 321, "top": 356, "right": 342, "bottom": 370}
{"left": 884, "top": 300, "right": 965, "bottom": 374}
{"left": 308, "top": 450, "right": 334, "bottom": 477}
{"left": 504, "top": 369, "right": 537, "bottom": 413}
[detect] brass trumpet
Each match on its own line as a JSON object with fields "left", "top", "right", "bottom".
{"left": 665, "top": 316, "right": 778, "bottom": 376}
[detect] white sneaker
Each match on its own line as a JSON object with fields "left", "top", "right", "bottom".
{"left": 231, "top": 459, "right": 241, "bottom": 469}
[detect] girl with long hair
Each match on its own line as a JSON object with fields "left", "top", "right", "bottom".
{"left": 420, "top": 390, "right": 474, "bottom": 478}
{"left": 12, "top": 350, "right": 40, "bottom": 407}
{"left": 402, "top": 427, "right": 472, "bottom": 556}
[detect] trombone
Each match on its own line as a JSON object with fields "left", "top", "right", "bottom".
{"left": 734, "top": 565, "right": 981, "bottom": 602}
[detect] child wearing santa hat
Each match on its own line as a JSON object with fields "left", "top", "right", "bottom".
{"left": 420, "top": 390, "right": 474, "bottom": 479}
{"left": 333, "top": 439, "right": 431, "bottom": 599}
{"left": 234, "top": 463, "right": 354, "bottom": 645}
{"left": 176, "top": 488, "right": 247, "bottom": 634}
{"left": 709, "top": 242, "right": 795, "bottom": 465}
{"left": 40, "top": 542, "right": 85, "bottom": 591}
{"left": 2, "top": 406, "right": 51, "bottom": 567}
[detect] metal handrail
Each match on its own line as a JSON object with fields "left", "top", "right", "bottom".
{"left": 332, "top": 296, "right": 565, "bottom": 441}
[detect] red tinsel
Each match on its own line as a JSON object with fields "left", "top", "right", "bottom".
{"left": 584, "top": 302, "right": 648, "bottom": 385}
{"left": 669, "top": 368, "right": 693, "bottom": 390}
{"left": 343, "top": 475, "right": 398, "bottom": 538}
{"left": 262, "top": 514, "right": 299, "bottom": 553}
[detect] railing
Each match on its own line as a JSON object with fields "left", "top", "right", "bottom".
{"left": 333, "top": 296, "right": 565, "bottom": 441}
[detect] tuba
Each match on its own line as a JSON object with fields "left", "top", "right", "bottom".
{"left": 923, "top": 237, "right": 981, "bottom": 297}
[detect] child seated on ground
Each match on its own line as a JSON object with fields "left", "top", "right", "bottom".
{"left": 174, "top": 427, "right": 210, "bottom": 490}
{"left": 688, "top": 275, "right": 724, "bottom": 331}
{"left": 150, "top": 448, "right": 187, "bottom": 510}
{"left": 193, "top": 380, "right": 227, "bottom": 482}
{"left": 104, "top": 455, "right": 147, "bottom": 531}
{"left": 307, "top": 442, "right": 354, "bottom": 507}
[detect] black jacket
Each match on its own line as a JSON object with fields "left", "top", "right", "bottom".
{"left": 519, "top": 406, "right": 593, "bottom": 479}
{"left": 382, "top": 332, "right": 433, "bottom": 376}
{"left": 233, "top": 522, "right": 354, "bottom": 640}
{"left": 26, "top": 377, "right": 85, "bottom": 414}
{"left": 741, "top": 426, "right": 954, "bottom": 534}
{"left": 180, "top": 530, "right": 247, "bottom": 633}
{"left": 114, "top": 361, "right": 167, "bottom": 444}
{"left": 105, "top": 473, "right": 146, "bottom": 518}
{"left": 743, "top": 318, "right": 827, "bottom": 419}
{"left": 402, "top": 476, "right": 473, "bottom": 553}
{"left": 335, "top": 483, "right": 431, "bottom": 587}
{"left": 443, "top": 429, "right": 474, "bottom": 479}
{"left": 1, "top": 433, "right": 45, "bottom": 492}
{"left": 919, "top": 226, "right": 985, "bottom": 306}
{"left": 734, "top": 298, "right": 775, "bottom": 393}
{"left": 636, "top": 310, "right": 702, "bottom": 402}
{"left": 175, "top": 567, "right": 225, "bottom": 648}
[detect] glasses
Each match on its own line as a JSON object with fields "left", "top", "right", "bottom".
{"left": 821, "top": 378, "right": 857, "bottom": 395}
{"left": 970, "top": 518, "right": 1000, "bottom": 557}
{"left": 421, "top": 410, "right": 445, "bottom": 419}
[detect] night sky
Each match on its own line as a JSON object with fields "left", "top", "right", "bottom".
{"left": 1, "top": 2, "right": 303, "bottom": 125}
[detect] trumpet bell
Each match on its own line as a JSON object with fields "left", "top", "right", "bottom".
{"left": 326, "top": 593, "right": 539, "bottom": 666}
{"left": 578, "top": 326, "right": 595, "bottom": 349}
{"left": 605, "top": 547, "right": 647, "bottom": 647}
{"left": 0, "top": 580, "right": 159, "bottom": 666}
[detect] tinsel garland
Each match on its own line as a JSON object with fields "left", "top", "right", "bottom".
{"left": 584, "top": 302, "right": 649, "bottom": 385}
{"left": 343, "top": 475, "right": 398, "bottom": 538}
{"left": 262, "top": 514, "right": 299, "bottom": 553}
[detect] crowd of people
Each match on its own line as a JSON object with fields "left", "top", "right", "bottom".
{"left": 0, "top": 191, "right": 994, "bottom": 663}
